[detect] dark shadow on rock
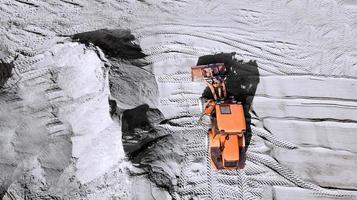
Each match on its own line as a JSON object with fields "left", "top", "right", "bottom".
{"left": 108, "top": 98, "right": 117, "bottom": 117}
{"left": 135, "top": 134, "right": 181, "bottom": 194}
{"left": 73, "top": 29, "right": 157, "bottom": 109}
{"left": 72, "top": 29, "right": 146, "bottom": 60}
{"left": 0, "top": 61, "right": 14, "bottom": 89}
{"left": 129, "top": 134, "right": 170, "bottom": 163}
{"left": 121, "top": 104, "right": 166, "bottom": 158}
{"left": 0, "top": 189, "right": 4, "bottom": 199}
{"left": 122, "top": 104, "right": 153, "bottom": 133}
{"left": 197, "top": 52, "right": 260, "bottom": 148}
{"left": 121, "top": 104, "right": 183, "bottom": 196}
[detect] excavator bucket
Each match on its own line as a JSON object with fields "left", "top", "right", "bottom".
{"left": 191, "top": 63, "right": 226, "bottom": 81}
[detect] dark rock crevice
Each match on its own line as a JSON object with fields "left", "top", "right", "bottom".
{"left": 0, "top": 59, "right": 14, "bottom": 89}
{"left": 121, "top": 104, "right": 165, "bottom": 157}
{"left": 72, "top": 29, "right": 146, "bottom": 60}
{"left": 72, "top": 29, "right": 158, "bottom": 110}
{"left": 121, "top": 104, "right": 184, "bottom": 197}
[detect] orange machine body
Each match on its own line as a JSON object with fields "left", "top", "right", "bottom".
{"left": 205, "top": 102, "right": 246, "bottom": 170}
{"left": 191, "top": 64, "right": 246, "bottom": 170}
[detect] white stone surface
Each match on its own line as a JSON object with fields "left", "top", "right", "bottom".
{"left": 273, "top": 186, "right": 357, "bottom": 200}
{"left": 253, "top": 96, "right": 357, "bottom": 121}
{"left": 273, "top": 147, "right": 357, "bottom": 190}
{"left": 256, "top": 76, "right": 357, "bottom": 100}
{"left": 1, "top": 0, "right": 357, "bottom": 199}
{"left": 264, "top": 119, "right": 357, "bottom": 153}
{"left": 0, "top": 42, "right": 124, "bottom": 196}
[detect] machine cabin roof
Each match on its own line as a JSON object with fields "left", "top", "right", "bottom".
{"left": 215, "top": 104, "right": 246, "bottom": 133}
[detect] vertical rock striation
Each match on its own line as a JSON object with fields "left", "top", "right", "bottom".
{"left": 0, "top": 42, "right": 124, "bottom": 198}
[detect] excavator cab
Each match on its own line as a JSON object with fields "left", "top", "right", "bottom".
{"left": 192, "top": 63, "right": 247, "bottom": 170}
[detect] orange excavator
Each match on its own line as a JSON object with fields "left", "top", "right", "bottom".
{"left": 200, "top": 99, "right": 246, "bottom": 169}
{"left": 192, "top": 63, "right": 246, "bottom": 170}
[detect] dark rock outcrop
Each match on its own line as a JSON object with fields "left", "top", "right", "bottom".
{"left": 0, "top": 60, "right": 14, "bottom": 89}
{"left": 122, "top": 104, "right": 183, "bottom": 196}
{"left": 72, "top": 29, "right": 146, "bottom": 60}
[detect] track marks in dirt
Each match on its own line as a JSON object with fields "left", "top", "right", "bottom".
{"left": 58, "top": 0, "right": 84, "bottom": 7}
{"left": 154, "top": 53, "right": 355, "bottom": 199}
{"left": 13, "top": 0, "right": 39, "bottom": 8}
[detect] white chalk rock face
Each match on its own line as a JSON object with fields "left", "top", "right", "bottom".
{"left": 109, "top": 62, "right": 158, "bottom": 109}
{"left": 264, "top": 119, "right": 357, "bottom": 153}
{"left": 254, "top": 74, "right": 357, "bottom": 192}
{"left": 273, "top": 186, "right": 357, "bottom": 200}
{"left": 273, "top": 147, "right": 357, "bottom": 190}
{"left": 2, "top": 0, "right": 357, "bottom": 199}
{"left": 0, "top": 42, "right": 123, "bottom": 194}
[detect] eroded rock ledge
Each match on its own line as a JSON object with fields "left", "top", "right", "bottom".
{"left": 0, "top": 42, "right": 124, "bottom": 199}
